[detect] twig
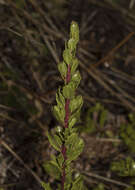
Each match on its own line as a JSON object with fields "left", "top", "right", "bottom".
{"left": 79, "top": 56, "right": 135, "bottom": 111}
{"left": 94, "top": 32, "right": 135, "bottom": 67}
{"left": 81, "top": 171, "right": 130, "bottom": 188}
{"left": 0, "top": 139, "right": 43, "bottom": 186}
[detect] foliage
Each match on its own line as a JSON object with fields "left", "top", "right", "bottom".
{"left": 43, "top": 21, "right": 87, "bottom": 190}
{"left": 110, "top": 114, "right": 135, "bottom": 189}
{"left": 79, "top": 103, "right": 108, "bottom": 134}
{"left": 111, "top": 156, "right": 135, "bottom": 189}
{"left": 120, "top": 113, "right": 135, "bottom": 153}
{"left": 111, "top": 156, "right": 135, "bottom": 177}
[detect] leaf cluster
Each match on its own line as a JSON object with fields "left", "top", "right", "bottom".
{"left": 120, "top": 113, "right": 135, "bottom": 153}
{"left": 111, "top": 156, "right": 135, "bottom": 177}
{"left": 79, "top": 103, "right": 108, "bottom": 134}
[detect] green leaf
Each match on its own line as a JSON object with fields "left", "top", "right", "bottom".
{"left": 57, "top": 154, "right": 64, "bottom": 168}
{"left": 43, "top": 161, "right": 61, "bottom": 179}
{"left": 62, "top": 165, "right": 73, "bottom": 189}
{"left": 99, "top": 109, "right": 108, "bottom": 128}
{"left": 53, "top": 105, "right": 61, "bottom": 121}
{"left": 70, "top": 21, "right": 79, "bottom": 44}
{"left": 68, "top": 117, "right": 77, "bottom": 128}
{"left": 47, "top": 131, "right": 61, "bottom": 151}
{"left": 111, "top": 157, "right": 135, "bottom": 177}
{"left": 58, "top": 62, "right": 67, "bottom": 79}
{"left": 63, "top": 48, "right": 73, "bottom": 65}
{"left": 65, "top": 133, "right": 84, "bottom": 163}
{"left": 58, "top": 88, "right": 65, "bottom": 106}
{"left": 56, "top": 90, "right": 65, "bottom": 112}
{"left": 63, "top": 82, "right": 76, "bottom": 99}
{"left": 54, "top": 134, "right": 62, "bottom": 148}
{"left": 65, "top": 127, "right": 77, "bottom": 139}
{"left": 85, "top": 118, "right": 96, "bottom": 134}
{"left": 69, "top": 95, "right": 83, "bottom": 113}
{"left": 41, "top": 182, "right": 52, "bottom": 190}
{"left": 71, "top": 175, "right": 84, "bottom": 190}
{"left": 69, "top": 106, "right": 81, "bottom": 123}
{"left": 71, "top": 71, "right": 81, "bottom": 88}
{"left": 50, "top": 154, "right": 62, "bottom": 171}
{"left": 68, "top": 38, "right": 77, "bottom": 52}
{"left": 71, "top": 58, "right": 79, "bottom": 75}
{"left": 53, "top": 105, "right": 65, "bottom": 123}
{"left": 95, "top": 103, "right": 102, "bottom": 111}
{"left": 120, "top": 114, "right": 135, "bottom": 153}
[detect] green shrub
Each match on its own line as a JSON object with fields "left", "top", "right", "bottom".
{"left": 42, "top": 21, "right": 87, "bottom": 190}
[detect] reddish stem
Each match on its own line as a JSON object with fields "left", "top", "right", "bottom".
{"left": 64, "top": 99, "right": 70, "bottom": 128}
{"left": 66, "top": 65, "right": 71, "bottom": 83}
{"left": 61, "top": 145, "right": 67, "bottom": 190}
{"left": 61, "top": 64, "right": 71, "bottom": 190}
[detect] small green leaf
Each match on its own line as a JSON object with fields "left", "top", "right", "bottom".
{"left": 71, "top": 71, "right": 81, "bottom": 88}
{"left": 47, "top": 131, "right": 61, "bottom": 151}
{"left": 71, "top": 175, "right": 84, "bottom": 190}
{"left": 53, "top": 105, "right": 61, "bottom": 121}
{"left": 68, "top": 117, "right": 77, "bottom": 128}
{"left": 71, "top": 58, "right": 79, "bottom": 75}
{"left": 43, "top": 161, "right": 61, "bottom": 179}
{"left": 69, "top": 106, "right": 81, "bottom": 123}
{"left": 85, "top": 118, "right": 96, "bottom": 134}
{"left": 69, "top": 95, "right": 83, "bottom": 113}
{"left": 54, "top": 134, "right": 62, "bottom": 148}
{"left": 50, "top": 154, "right": 62, "bottom": 171}
{"left": 57, "top": 154, "right": 64, "bottom": 168}
{"left": 58, "top": 62, "right": 67, "bottom": 79}
{"left": 58, "top": 88, "right": 65, "bottom": 106}
{"left": 95, "top": 103, "right": 102, "bottom": 111}
{"left": 41, "top": 182, "right": 52, "bottom": 190}
{"left": 63, "top": 82, "right": 76, "bottom": 99}
{"left": 53, "top": 105, "right": 65, "bottom": 123}
{"left": 111, "top": 157, "right": 135, "bottom": 177}
{"left": 66, "top": 133, "right": 84, "bottom": 163}
{"left": 99, "top": 109, "right": 108, "bottom": 128}
{"left": 65, "top": 127, "right": 77, "bottom": 139}
{"left": 56, "top": 90, "right": 65, "bottom": 111}
{"left": 63, "top": 48, "right": 73, "bottom": 65}
{"left": 68, "top": 38, "right": 77, "bottom": 52}
{"left": 120, "top": 114, "right": 135, "bottom": 153}
{"left": 70, "top": 21, "right": 79, "bottom": 44}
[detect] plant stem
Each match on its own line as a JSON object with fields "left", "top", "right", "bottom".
{"left": 61, "top": 64, "right": 71, "bottom": 190}
{"left": 64, "top": 99, "right": 70, "bottom": 129}
{"left": 61, "top": 145, "right": 67, "bottom": 190}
